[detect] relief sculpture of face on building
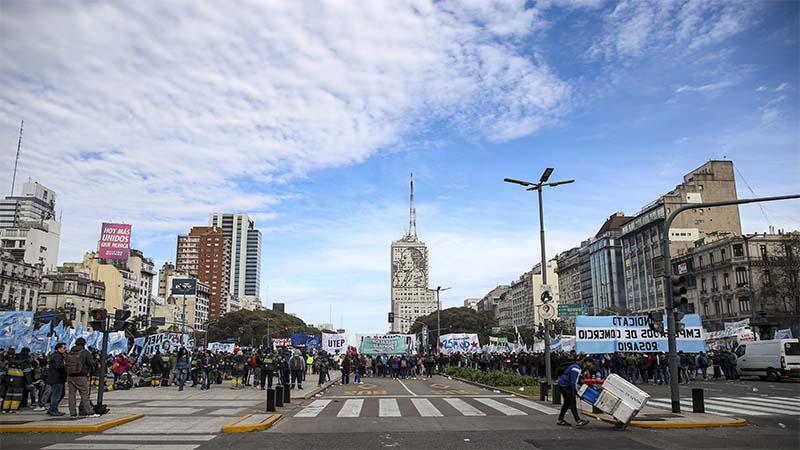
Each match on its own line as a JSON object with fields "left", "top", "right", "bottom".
{"left": 392, "top": 247, "right": 427, "bottom": 287}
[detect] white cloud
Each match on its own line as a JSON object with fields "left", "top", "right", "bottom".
{"left": 0, "top": 1, "right": 570, "bottom": 263}
{"left": 675, "top": 80, "right": 736, "bottom": 93}
{"left": 775, "top": 82, "right": 790, "bottom": 92}
{"left": 588, "top": 0, "right": 759, "bottom": 61}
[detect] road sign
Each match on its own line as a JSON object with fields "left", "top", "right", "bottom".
{"left": 557, "top": 303, "right": 583, "bottom": 317}
{"left": 150, "top": 316, "right": 166, "bottom": 326}
{"left": 39, "top": 310, "right": 57, "bottom": 321}
{"left": 539, "top": 303, "right": 556, "bottom": 320}
{"left": 490, "top": 327, "right": 501, "bottom": 335}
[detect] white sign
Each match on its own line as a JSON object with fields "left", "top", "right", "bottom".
{"left": 208, "top": 342, "right": 235, "bottom": 353}
{"left": 355, "top": 333, "right": 416, "bottom": 353}
{"left": 439, "top": 333, "right": 480, "bottom": 354}
{"left": 724, "top": 318, "right": 750, "bottom": 330}
{"left": 540, "top": 303, "right": 556, "bottom": 320}
{"left": 322, "top": 333, "right": 347, "bottom": 354}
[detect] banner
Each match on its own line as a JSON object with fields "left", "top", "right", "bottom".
{"left": 272, "top": 337, "right": 291, "bottom": 348}
{"left": 208, "top": 342, "right": 236, "bottom": 352}
{"left": 0, "top": 311, "right": 34, "bottom": 350}
{"left": 775, "top": 329, "right": 793, "bottom": 339}
{"left": 359, "top": 335, "right": 410, "bottom": 354}
{"left": 489, "top": 336, "right": 508, "bottom": 346}
{"left": 306, "top": 335, "right": 320, "bottom": 351}
{"left": 439, "top": 333, "right": 480, "bottom": 354}
{"left": 356, "top": 334, "right": 415, "bottom": 355}
{"left": 322, "top": 333, "right": 347, "bottom": 354}
{"left": 98, "top": 222, "right": 132, "bottom": 260}
{"left": 724, "top": 318, "right": 750, "bottom": 330}
{"left": 576, "top": 315, "right": 705, "bottom": 353}
{"left": 134, "top": 333, "right": 191, "bottom": 362}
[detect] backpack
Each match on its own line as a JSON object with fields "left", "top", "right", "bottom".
{"left": 65, "top": 351, "right": 83, "bottom": 376}
{"left": 290, "top": 356, "right": 303, "bottom": 370}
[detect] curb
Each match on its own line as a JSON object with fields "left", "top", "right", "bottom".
{"left": 0, "top": 413, "right": 144, "bottom": 433}
{"left": 303, "top": 374, "right": 342, "bottom": 399}
{"left": 221, "top": 413, "right": 282, "bottom": 433}
{"left": 584, "top": 412, "right": 748, "bottom": 429}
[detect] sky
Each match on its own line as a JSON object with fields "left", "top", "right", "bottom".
{"left": 1, "top": 1, "right": 798, "bottom": 333}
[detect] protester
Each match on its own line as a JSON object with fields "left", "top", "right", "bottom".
{"left": 175, "top": 348, "right": 190, "bottom": 391}
{"left": 46, "top": 343, "right": 67, "bottom": 416}
{"left": 556, "top": 357, "right": 593, "bottom": 427}
{"left": 65, "top": 337, "right": 97, "bottom": 418}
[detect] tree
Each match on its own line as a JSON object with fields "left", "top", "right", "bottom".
{"left": 206, "top": 309, "right": 319, "bottom": 347}
{"left": 408, "top": 307, "right": 497, "bottom": 344}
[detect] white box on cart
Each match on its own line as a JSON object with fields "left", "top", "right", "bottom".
{"left": 595, "top": 390, "right": 622, "bottom": 414}
{"left": 601, "top": 374, "right": 650, "bottom": 410}
{"left": 612, "top": 401, "right": 638, "bottom": 424}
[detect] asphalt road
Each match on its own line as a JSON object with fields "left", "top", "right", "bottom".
{"left": 3, "top": 374, "right": 798, "bottom": 450}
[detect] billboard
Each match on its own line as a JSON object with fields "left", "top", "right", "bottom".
{"left": 171, "top": 278, "right": 197, "bottom": 296}
{"left": 98, "top": 223, "right": 132, "bottom": 260}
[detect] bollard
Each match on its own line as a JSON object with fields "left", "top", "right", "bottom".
{"left": 284, "top": 383, "right": 291, "bottom": 404}
{"left": 692, "top": 388, "right": 705, "bottom": 413}
{"left": 540, "top": 379, "right": 548, "bottom": 401}
{"left": 552, "top": 384, "right": 562, "bottom": 405}
{"left": 266, "top": 388, "right": 276, "bottom": 412}
{"left": 275, "top": 384, "right": 284, "bottom": 407}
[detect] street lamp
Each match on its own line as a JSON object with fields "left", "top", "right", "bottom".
{"left": 504, "top": 167, "right": 574, "bottom": 400}
{"left": 261, "top": 317, "right": 274, "bottom": 349}
{"left": 435, "top": 286, "right": 451, "bottom": 352}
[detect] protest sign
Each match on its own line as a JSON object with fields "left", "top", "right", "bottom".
{"left": 576, "top": 314, "right": 704, "bottom": 353}
{"left": 359, "top": 335, "right": 410, "bottom": 354}
{"left": 439, "top": 333, "right": 480, "bottom": 354}
{"left": 356, "top": 334, "right": 415, "bottom": 355}
{"left": 208, "top": 342, "right": 236, "bottom": 352}
{"left": 272, "top": 337, "right": 291, "bottom": 348}
{"left": 322, "top": 333, "right": 347, "bottom": 354}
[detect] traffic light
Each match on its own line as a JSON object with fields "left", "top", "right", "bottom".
{"left": 670, "top": 275, "right": 688, "bottom": 311}
{"left": 647, "top": 311, "right": 664, "bottom": 333}
{"left": 388, "top": 312, "right": 394, "bottom": 323}
{"left": 113, "top": 309, "right": 132, "bottom": 332}
{"left": 68, "top": 306, "right": 77, "bottom": 321}
{"left": 89, "top": 308, "right": 108, "bottom": 332}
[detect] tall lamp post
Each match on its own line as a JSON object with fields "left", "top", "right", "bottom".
{"left": 435, "top": 286, "right": 451, "bottom": 352}
{"left": 504, "top": 168, "right": 574, "bottom": 399}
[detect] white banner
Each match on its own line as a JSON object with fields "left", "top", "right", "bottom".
{"left": 724, "top": 318, "right": 750, "bottom": 330}
{"left": 439, "top": 333, "right": 480, "bottom": 354}
{"left": 322, "top": 333, "right": 347, "bottom": 355}
{"left": 775, "top": 329, "right": 793, "bottom": 339}
{"left": 208, "top": 342, "right": 235, "bottom": 353}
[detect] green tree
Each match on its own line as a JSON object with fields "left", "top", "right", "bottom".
{"left": 206, "top": 309, "right": 319, "bottom": 348}
{"left": 408, "top": 307, "right": 497, "bottom": 345}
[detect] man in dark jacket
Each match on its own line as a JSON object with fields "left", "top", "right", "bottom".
{"left": 556, "top": 357, "right": 594, "bottom": 427}
{"left": 66, "top": 337, "right": 97, "bottom": 418}
{"left": 47, "top": 343, "right": 67, "bottom": 416}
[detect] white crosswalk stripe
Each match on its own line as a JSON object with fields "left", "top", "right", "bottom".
{"left": 338, "top": 399, "right": 364, "bottom": 417}
{"left": 474, "top": 398, "right": 527, "bottom": 416}
{"left": 295, "top": 399, "right": 331, "bottom": 417}
{"left": 379, "top": 398, "right": 401, "bottom": 417}
{"left": 648, "top": 396, "right": 800, "bottom": 417}
{"left": 506, "top": 397, "right": 559, "bottom": 415}
{"left": 411, "top": 398, "right": 443, "bottom": 417}
{"left": 443, "top": 398, "right": 486, "bottom": 416}
{"left": 43, "top": 433, "right": 218, "bottom": 450}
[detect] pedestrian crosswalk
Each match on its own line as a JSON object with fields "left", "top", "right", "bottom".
{"left": 41, "top": 434, "right": 218, "bottom": 450}
{"left": 292, "top": 396, "right": 559, "bottom": 418}
{"left": 647, "top": 395, "right": 800, "bottom": 417}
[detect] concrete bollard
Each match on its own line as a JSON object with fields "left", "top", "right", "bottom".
{"left": 692, "top": 388, "right": 705, "bottom": 413}
{"left": 275, "top": 384, "right": 284, "bottom": 407}
{"left": 266, "top": 388, "right": 276, "bottom": 412}
{"left": 540, "top": 379, "right": 548, "bottom": 401}
{"left": 284, "top": 383, "right": 291, "bottom": 404}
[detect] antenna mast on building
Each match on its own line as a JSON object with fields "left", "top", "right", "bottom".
{"left": 10, "top": 120, "right": 23, "bottom": 197}
{"left": 408, "top": 173, "right": 417, "bottom": 239}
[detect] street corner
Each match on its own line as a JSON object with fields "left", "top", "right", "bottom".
{"left": 221, "top": 413, "right": 283, "bottom": 432}
{"left": 0, "top": 412, "right": 144, "bottom": 433}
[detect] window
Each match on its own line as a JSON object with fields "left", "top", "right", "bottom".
{"left": 721, "top": 248, "right": 726, "bottom": 261}
{"left": 698, "top": 255, "right": 703, "bottom": 268}
{"left": 735, "top": 345, "right": 746, "bottom": 358}
{"left": 738, "top": 297, "right": 750, "bottom": 312}
{"left": 723, "top": 273, "right": 730, "bottom": 289}
{"left": 733, "top": 244, "right": 743, "bottom": 257}
{"left": 711, "top": 275, "right": 718, "bottom": 291}
{"left": 725, "top": 298, "right": 732, "bottom": 314}
{"left": 710, "top": 253, "right": 715, "bottom": 265}
{"left": 763, "top": 269, "right": 772, "bottom": 285}
{"left": 713, "top": 300, "right": 720, "bottom": 316}
{"left": 760, "top": 245, "right": 768, "bottom": 261}
{"left": 701, "top": 278, "right": 707, "bottom": 292}
{"left": 735, "top": 267, "right": 749, "bottom": 287}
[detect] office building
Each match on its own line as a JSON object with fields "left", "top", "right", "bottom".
{"left": 209, "top": 213, "right": 262, "bottom": 305}
{"left": 176, "top": 226, "right": 231, "bottom": 319}
{"left": 588, "top": 212, "right": 634, "bottom": 314}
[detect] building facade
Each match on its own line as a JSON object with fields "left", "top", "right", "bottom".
{"left": 588, "top": 213, "right": 633, "bottom": 314}
{"left": 390, "top": 174, "right": 436, "bottom": 333}
{"left": 673, "top": 231, "right": 799, "bottom": 338}
{"left": 66, "top": 249, "right": 154, "bottom": 316}
{"left": 208, "top": 214, "right": 262, "bottom": 303}
{"left": 463, "top": 298, "right": 479, "bottom": 311}
{"left": 177, "top": 226, "right": 231, "bottom": 319}
{"left": 555, "top": 247, "right": 581, "bottom": 306}
{"left": 0, "top": 181, "right": 57, "bottom": 227}
{"left": 620, "top": 161, "right": 742, "bottom": 313}
{"left": 0, "top": 252, "right": 42, "bottom": 311}
{"left": 166, "top": 274, "right": 210, "bottom": 332}
{"left": 37, "top": 270, "right": 105, "bottom": 328}
{"left": 510, "top": 260, "right": 560, "bottom": 329}
{"left": 0, "top": 181, "right": 61, "bottom": 271}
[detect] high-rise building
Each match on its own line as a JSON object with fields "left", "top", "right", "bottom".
{"left": 176, "top": 226, "right": 231, "bottom": 319}
{"left": 588, "top": 212, "right": 634, "bottom": 314}
{"left": 208, "top": 213, "right": 261, "bottom": 305}
{"left": 620, "top": 161, "right": 742, "bottom": 313}
{"left": 510, "top": 260, "right": 559, "bottom": 329}
{"left": 0, "top": 181, "right": 56, "bottom": 227}
{"left": 0, "top": 181, "right": 61, "bottom": 270}
{"left": 390, "top": 174, "right": 436, "bottom": 333}
{"left": 555, "top": 247, "right": 581, "bottom": 305}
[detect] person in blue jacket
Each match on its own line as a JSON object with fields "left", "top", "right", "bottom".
{"left": 557, "top": 357, "right": 594, "bottom": 427}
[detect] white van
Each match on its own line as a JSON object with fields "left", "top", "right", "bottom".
{"left": 734, "top": 338, "right": 800, "bottom": 381}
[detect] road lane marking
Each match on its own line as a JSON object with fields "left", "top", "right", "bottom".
{"left": 379, "top": 398, "right": 401, "bottom": 417}
{"left": 506, "top": 397, "right": 559, "bottom": 415}
{"left": 337, "top": 399, "right": 364, "bottom": 417}
{"left": 474, "top": 398, "right": 526, "bottom": 416}
{"left": 443, "top": 398, "right": 485, "bottom": 416}
{"left": 411, "top": 398, "right": 443, "bottom": 417}
{"left": 44, "top": 445, "right": 199, "bottom": 450}
{"left": 396, "top": 378, "right": 417, "bottom": 396}
{"left": 737, "top": 397, "right": 800, "bottom": 410}
{"left": 325, "top": 395, "right": 510, "bottom": 399}
{"left": 701, "top": 398, "right": 800, "bottom": 415}
{"left": 77, "top": 436, "right": 216, "bottom": 441}
{"left": 295, "top": 399, "right": 331, "bottom": 417}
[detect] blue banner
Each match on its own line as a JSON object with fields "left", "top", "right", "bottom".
{"left": 0, "top": 311, "right": 34, "bottom": 351}
{"left": 305, "top": 335, "right": 319, "bottom": 351}
{"left": 291, "top": 332, "right": 307, "bottom": 347}
{"left": 575, "top": 314, "right": 705, "bottom": 354}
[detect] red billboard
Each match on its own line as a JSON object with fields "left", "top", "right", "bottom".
{"left": 98, "top": 223, "right": 132, "bottom": 260}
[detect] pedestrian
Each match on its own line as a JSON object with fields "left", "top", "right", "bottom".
{"left": 46, "top": 343, "right": 67, "bottom": 416}
{"left": 697, "top": 352, "right": 709, "bottom": 381}
{"left": 556, "top": 357, "right": 593, "bottom": 427}
{"left": 316, "top": 353, "right": 329, "bottom": 386}
{"left": 65, "top": 338, "right": 97, "bottom": 418}
{"left": 290, "top": 351, "right": 305, "bottom": 389}
{"left": 149, "top": 351, "right": 163, "bottom": 387}
{"left": 341, "top": 354, "right": 351, "bottom": 384}
{"left": 175, "top": 348, "right": 190, "bottom": 391}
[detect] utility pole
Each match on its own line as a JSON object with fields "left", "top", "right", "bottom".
{"left": 661, "top": 193, "right": 799, "bottom": 413}
{"left": 182, "top": 293, "right": 187, "bottom": 334}
{"left": 504, "top": 168, "right": 574, "bottom": 399}
{"left": 435, "top": 286, "right": 450, "bottom": 352}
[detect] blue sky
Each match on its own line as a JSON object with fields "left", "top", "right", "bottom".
{"left": 1, "top": 1, "right": 798, "bottom": 333}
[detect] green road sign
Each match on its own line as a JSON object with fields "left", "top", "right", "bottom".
{"left": 490, "top": 327, "right": 501, "bottom": 334}
{"left": 557, "top": 303, "right": 584, "bottom": 317}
